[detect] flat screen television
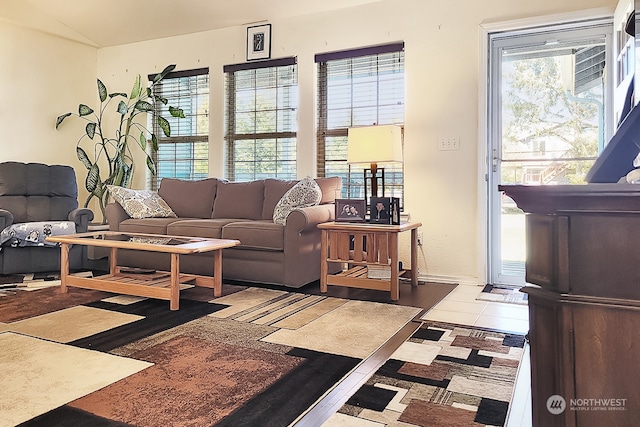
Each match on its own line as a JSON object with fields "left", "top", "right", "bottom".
{"left": 586, "top": 6, "right": 640, "bottom": 183}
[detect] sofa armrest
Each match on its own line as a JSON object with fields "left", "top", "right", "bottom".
{"left": 68, "top": 208, "right": 94, "bottom": 232}
{"left": 285, "top": 204, "right": 335, "bottom": 234}
{"left": 105, "top": 202, "right": 130, "bottom": 231}
{"left": 0, "top": 209, "right": 13, "bottom": 230}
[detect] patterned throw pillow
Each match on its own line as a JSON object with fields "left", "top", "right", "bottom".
{"left": 107, "top": 185, "right": 177, "bottom": 219}
{"left": 272, "top": 177, "right": 322, "bottom": 225}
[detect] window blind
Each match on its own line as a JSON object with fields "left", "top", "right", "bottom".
{"left": 224, "top": 57, "right": 298, "bottom": 181}
{"left": 316, "top": 44, "right": 405, "bottom": 205}
{"left": 149, "top": 68, "right": 209, "bottom": 190}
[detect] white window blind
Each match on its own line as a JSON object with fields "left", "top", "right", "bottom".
{"left": 150, "top": 68, "right": 209, "bottom": 190}
{"left": 224, "top": 57, "right": 298, "bottom": 181}
{"left": 316, "top": 44, "right": 405, "bottom": 206}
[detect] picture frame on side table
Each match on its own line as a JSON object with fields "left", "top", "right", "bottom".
{"left": 335, "top": 199, "right": 366, "bottom": 222}
{"left": 370, "top": 197, "right": 400, "bottom": 224}
{"left": 246, "top": 24, "right": 271, "bottom": 61}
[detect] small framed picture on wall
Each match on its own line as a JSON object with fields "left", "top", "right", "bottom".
{"left": 335, "top": 199, "right": 366, "bottom": 222}
{"left": 246, "top": 24, "right": 271, "bottom": 61}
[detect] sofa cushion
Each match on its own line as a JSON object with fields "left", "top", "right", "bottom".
{"left": 272, "top": 177, "right": 322, "bottom": 225}
{"left": 261, "top": 176, "right": 343, "bottom": 219}
{"left": 315, "top": 176, "right": 342, "bottom": 204}
{"left": 158, "top": 178, "right": 220, "bottom": 219}
{"left": 262, "top": 179, "right": 296, "bottom": 220}
{"left": 222, "top": 221, "right": 284, "bottom": 251}
{"left": 212, "top": 180, "right": 265, "bottom": 220}
{"left": 118, "top": 217, "right": 181, "bottom": 235}
{"left": 108, "top": 186, "right": 177, "bottom": 219}
{"left": 166, "top": 219, "right": 240, "bottom": 239}
{"left": 0, "top": 162, "right": 79, "bottom": 223}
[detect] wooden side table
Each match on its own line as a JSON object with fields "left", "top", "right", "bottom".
{"left": 318, "top": 221, "right": 422, "bottom": 300}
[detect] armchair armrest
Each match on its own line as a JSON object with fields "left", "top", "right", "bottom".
{"left": 285, "top": 204, "right": 335, "bottom": 234}
{"left": 0, "top": 209, "right": 13, "bottom": 230}
{"left": 68, "top": 208, "right": 94, "bottom": 232}
{"left": 105, "top": 202, "right": 130, "bottom": 231}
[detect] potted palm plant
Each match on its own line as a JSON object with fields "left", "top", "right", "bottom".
{"left": 56, "top": 64, "right": 184, "bottom": 223}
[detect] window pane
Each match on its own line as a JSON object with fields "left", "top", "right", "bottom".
{"left": 150, "top": 71, "right": 209, "bottom": 190}
{"left": 225, "top": 60, "right": 298, "bottom": 181}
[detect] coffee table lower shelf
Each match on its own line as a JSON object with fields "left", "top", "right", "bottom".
{"left": 63, "top": 270, "right": 216, "bottom": 309}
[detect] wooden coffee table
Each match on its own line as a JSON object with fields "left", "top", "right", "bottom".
{"left": 46, "top": 231, "right": 240, "bottom": 310}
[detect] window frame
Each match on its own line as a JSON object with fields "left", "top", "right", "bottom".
{"left": 315, "top": 43, "right": 405, "bottom": 208}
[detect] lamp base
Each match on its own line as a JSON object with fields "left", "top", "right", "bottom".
{"left": 364, "top": 167, "right": 385, "bottom": 211}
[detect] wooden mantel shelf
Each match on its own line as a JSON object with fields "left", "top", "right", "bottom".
{"left": 499, "top": 183, "right": 640, "bottom": 214}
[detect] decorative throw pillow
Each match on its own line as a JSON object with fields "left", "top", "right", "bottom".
{"left": 107, "top": 185, "right": 177, "bottom": 219}
{"left": 272, "top": 176, "right": 322, "bottom": 225}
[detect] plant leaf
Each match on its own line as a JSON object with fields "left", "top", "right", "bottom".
{"left": 146, "top": 155, "right": 157, "bottom": 174}
{"left": 153, "top": 64, "right": 176, "bottom": 83}
{"left": 86, "top": 122, "right": 96, "bottom": 139}
{"left": 122, "top": 163, "right": 134, "bottom": 188}
{"left": 79, "top": 104, "right": 94, "bottom": 116}
{"left": 94, "top": 180, "right": 104, "bottom": 198}
{"left": 169, "top": 106, "right": 185, "bottom": 118}
{"left": 117, "top": 101, "right": 128, "bottom": 115}
{"left": 76, "top": 146, "right": 93, "bottom": 169}
{"left": 97, "top": 79, "right": 107, "bottom": 102}
{"left": 154, "top": 95, "right": 168, "bottom": 105}
{"left": 138, "top": 131, "right": 146, "bottom": 150}
{"left": 134, "top": 100, "right": 153, "bottom": 112}
{"left": 157, "top": 116, "right": 170, "bottom": 137}
{"left": 55, "top": 113, "right": 72, "bottom": 129}
{"left": 113, "top": 164, "right": 125, "bottom": 187}
{"left": 86, "top": 163, "right": 100, "bottom": 193}
{"left": 150, "top": 133, "right": 158, "bottom": 151}
{"left": 130, "top": 74, "right": 142, "bottom": 99}
{"left": 109, "top": 92, "right": 127, "bottom": 98}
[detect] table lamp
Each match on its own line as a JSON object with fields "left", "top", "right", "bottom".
{"left": 347, "top": 124, "right": 403, "bottom": 198}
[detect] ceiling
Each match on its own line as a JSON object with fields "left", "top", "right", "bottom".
{"left": 0, "top": 0, "right": 380, "bottom": 47}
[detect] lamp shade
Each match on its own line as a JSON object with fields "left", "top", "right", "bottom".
{"left": 347, "top": 125, "right": 403, "bottom": 164}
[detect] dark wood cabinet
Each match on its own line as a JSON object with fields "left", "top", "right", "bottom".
{"left": 500, "top": 184, "right": 640, "bottom": 427}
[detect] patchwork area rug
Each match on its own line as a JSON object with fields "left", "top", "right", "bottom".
{"left": 476, "top": 284, "right": 528, "bottom": 305}
{"left": 0, "top": 271, "right": 93, "bottom": 295}
{"left": 0, "top": 284, "right": 422, "bottom": 426}
{"left": 326, "top": 321, "right": 526, "bottom": 427}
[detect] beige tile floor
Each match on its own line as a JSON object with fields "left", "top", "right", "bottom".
{"left": 422, "top": 283, "right": 532, "bottom": 427}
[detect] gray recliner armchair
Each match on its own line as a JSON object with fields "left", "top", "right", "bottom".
{"left": 0, "top": 161, "right": 93, "bottom": 274}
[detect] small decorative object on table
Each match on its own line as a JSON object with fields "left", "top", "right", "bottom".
{"left": 246, "top": 24, "right": 271, "bottom": 60}
{"left": 335, "top": 199, "right": 366, "bottom": 223}
{"left": 370, "top": 197, "right": 400, "bottom": 224}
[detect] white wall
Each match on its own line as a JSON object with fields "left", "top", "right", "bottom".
{"left": 0, "top": 21, "right": 96, "bottom": 167}
{"left": 3, "top": 0, "right": 614, "bottom": 284}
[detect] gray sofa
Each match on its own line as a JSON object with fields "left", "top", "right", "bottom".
{"left": 0, "top": 161, "right": 94, "bottom": 274}
{"left": 105, "top": 176, "right": 342, "bottom": 288}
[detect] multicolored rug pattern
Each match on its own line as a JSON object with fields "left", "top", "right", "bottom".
{"left": 326, "top": 321, "right": 526, "bottom": 427}
{"left": 0, "top": 283, "right": 422, "bottom": 426}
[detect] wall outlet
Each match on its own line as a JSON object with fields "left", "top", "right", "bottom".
{"left": 417, "top": 232, "right": 423, "bottom": 246}
{"left": 438, "top": 137, "right": 460, "bottom": 151}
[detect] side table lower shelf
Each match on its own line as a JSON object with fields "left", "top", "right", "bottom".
{"left": 327, "top": 265, "right": 407, "bottom": 292}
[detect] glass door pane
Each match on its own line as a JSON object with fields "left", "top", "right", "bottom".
{"left": 489, "top": 22, "right": 611, "bottom": 286}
